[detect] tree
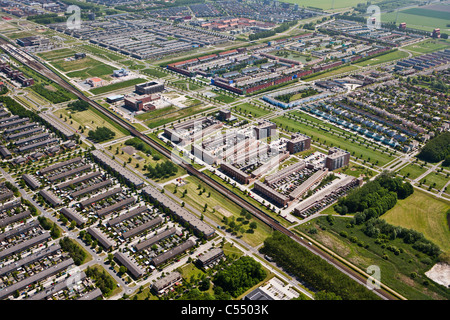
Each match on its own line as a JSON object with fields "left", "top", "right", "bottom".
{"left": 119, "top": 266, "right": 128, "bottom": 275}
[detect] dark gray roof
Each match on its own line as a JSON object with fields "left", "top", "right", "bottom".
{"left": 87, "top": 227, "right": 116, "bottom": 249}
{"left": 77, "top": 288, "right": 103, "bottom": 300}
{"left": 244, "top": 288, "right": 274, "bottom": 301}
{"left": 47, "top": 164, "right": 92, "bottom": 182}
{"left": 114, "top": 251, "right": 145, "bottom": 279}
{"left": 0, "top": 210, "right": 30, "bottom": 228}
{"left": 27, "top": 271, "right": 86, "bottom": 300}
{"left": 71, "top": 179, "right": 112, "bottom": 198}
{"left": 96, "top": 196, "right": 135, "bottom": 217}
{"left": 39, "top": 189, "right": 62, "bottom": 207}
{"left": 0, "top": 232, "right": 51, "bottom": 261}
{"left": 91, "top": 150, "right": 144, "bottom": 188}
{"left": 22, "top": 174, "right": 42, "bottom": 190}
{"left": 135, "top": 227, "right": 177, "bottom": 252}
{"left": 0, "top": 258, "right": 74, "bottom": 300}
{"left": 152, "top": 240, "right": 195, "bottom": 266}
{"left": 60, "top": 207, "right": 87, "bottom": 226}
{"left": 57, "top": 171, "right": 102, "bottom": 189}
{"left": 80, "top": 187, "right": 122, "bottom": 208}
{"left": 141, "top": 185, "right": 215, "bottom": 238}
{"left": 122, "top": 216, "right": 162, "bottom": 239}
{"left": 40, "top": 157, "right": 82, "bottom": 175}
{"left": 107, "top": 206, "right": 149, "bottom": 226}
{"left": 0, "top": 220, "right": 40, "bottom": 242}
{"left": 0, "top": 244, "right": 61, "bottom": 277}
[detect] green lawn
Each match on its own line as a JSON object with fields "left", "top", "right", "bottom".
{"left": 164, "top": 175, "right": 273, "bottom": 247}
{"left": 66, "top": 64, "right": 116, "bottom": 79}
{"left": 89, "top": 78, "right": 147, "bottom": 95}
{"left": 354, "top": 50, "right": 410, "bottom": 67}
{"left": 383, "top": 189, "right": 450, "bottom": 255}
{"left": 53, "top": 106, "right": 129, "bottom": 141}
{"left": 382, "top": 10, "right": 450, "bottom": 32}
{"left": 142, "top": 68, "right": 169, "bottom": 78}
{"left": 402, "top": 39, "right": 450, "bottom": 54}
{"left": 231, "top": 102, "right": 272, "bottom": 118}
{"left": 304, "top": 65, "right": 359, "bottom": 82}
{"left": 142, "top": 104, "right": 213, "bottom": 129}
{"left": 273, "top": 114, "right": 394, "bottom": 166}
{"left": 78, "top": 44, "right": 125, "bottom": 61}
{"left": 295, "top": 215, "right": 450, "bottom": 300}
{"left": 51, "top": 56, "right": 110, "bottom": 73}
{"left": 419, "top": 171, "right": 449, "bottom": 191}
{"left": 397, "top": 163, "right": 428, "bottom": 180}
{"left": 37, "top": 48, "right": 77, "bottom": 61}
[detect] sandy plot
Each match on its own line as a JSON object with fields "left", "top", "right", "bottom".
{"left": 214, "top": 205, "right": 233, "bottom": 217}
{"left": 425, "top": 262, "right": 450, "bottom": 287}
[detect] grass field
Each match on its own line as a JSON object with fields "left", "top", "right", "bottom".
{"left": 142, "top": 68, "right": 169, "bottom": 79}
{"left": 383, "top": 189, "right": 450, "bottom": 255}
{"left": 231, "top": 102, "right": 272, "bottom": 118}
{"left": 354, "top": 50, "right": 410, "bottom": 67}
{"left": 296, "top": 215, "right": 450, "bottom": 300}
{"left": 273, "top": 114, "right": 395, "bottom": 166}
{"left": 165, "top": 175, "right": 273, "bottom": 247}
{"left": 382, "top": 9, "right": 450, "bottom": 32}
{"left": 53, "top": 106, "right": 129, "bottom": 142}
{"left": 304, "top": 65, "right": 359, "bottom": 82}
{"left": 51, "top": 56, "right": 109, "bottom": 73}
{"left": 78, "top": 45, "right": 125, "bottom": 61}
{"left": 109, "top": 140, "right": 186, "bottom": 183}
{"left": 37, "top": 48, "right": 77, "bottom": 61}
{"left": 141, "top": 104, "right": 214, "bottom": 129}
{"left": 66, "top": 63, "right": 116, "bottom": 79}
{"left": 282, "top": 0, "right": 372, "bottom": 9}
{"left": 419, "top": 171, "right": 449, "bottom": 191}
{"left": 397, "top": 163, "right": 428, "bottom": 180}
{"left": 90, "top": 78, "right": 147, "bottom": 95}
{"left": 402, "top": 39, "right": 450, "bottom": 54}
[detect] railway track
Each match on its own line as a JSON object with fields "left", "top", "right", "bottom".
{"left": 1, "top": 37, "right": 399, "bottom": 300}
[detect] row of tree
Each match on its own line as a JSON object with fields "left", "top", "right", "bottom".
{"left": 260, "top": 231, "right": 380, "bottom": 300}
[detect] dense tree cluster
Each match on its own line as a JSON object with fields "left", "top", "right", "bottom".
{"left": 335, "top": 173, "right": 413, "bottom": 218}
{"left": 418, "top": 132, "right": 450, "bottom": 163}
{"left": 147, "top": 161, "right": 178, "bottom": 179}
{"left": 124, "top": 137, "right": 159, "bottom": 160}
{"left": 33, "top": 84, "right": 73, "bottom": 104}
{"left": 260, "top": 231, "right": 380, "bottom": 300}
{"left": 85, "top": 266, "right": 116, "bottom": 296}
{"left": 88, "top": 126, "right": 116, "bottom": 142}
{"left": 276, "top": 88, "right": 319, "bottom": 103}
{"left": 68, "top": 99, "right": 90, "bottom": 112}
{"left": 59, "top": 237, "right": 87, "bottom": 266}
{"left": 213, "top": 256, "right": 266, "bottom": 298}
{"left": 363, "top": 219, "right": 441, "bottom": 257}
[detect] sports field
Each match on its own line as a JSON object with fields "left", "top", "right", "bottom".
{"left": 383, "top": 189, "right": 450, "bottom": 254}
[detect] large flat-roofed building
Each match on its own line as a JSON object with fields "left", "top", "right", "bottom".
{"left": 254, "top": 121, "right": 277, "bottom": 140}
{"left": 87, "top": 227, "right": 116, "bottom": 250}
{"left": 152, "top": 240, "right": 195, "bottom": 267}
{"left": 114, "top": 251, "right": 145, "bottom": 279}
{"left": 197, "top": 248, "right": 224, "bottom": 268}
{"left": 325, "top": 147, "right": 350, "bottom": 171}
{"left": 16, "top": 36, "right": 49, "bottom": 47}
{"left": 142, "top": 185, "right": 215, "bottom": 239}
{"left": 152, "top": 271, "right": 182, "bottom": 294}
{"left": 135, "top": 81, "right": 164, "bottom": 95}
{"left": 91, "top": 150, "right": 144, "bottom": 188}
{"left": 289, "top": 168, "right": 328, "bottom": 201}
{"left": 253, "top": 180, "right": 289, "bottom": 207}
{"left": 39, "top": 189, "right": 62, "bottom": 207}
{"left": 220, "top": 162, "right": 250, "bottom": 184}
{"left": 287, "top": 133, "right": 311, "bottom": 154}
{"left": 124, "top": 94, "right": 159, "bottom": 111}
